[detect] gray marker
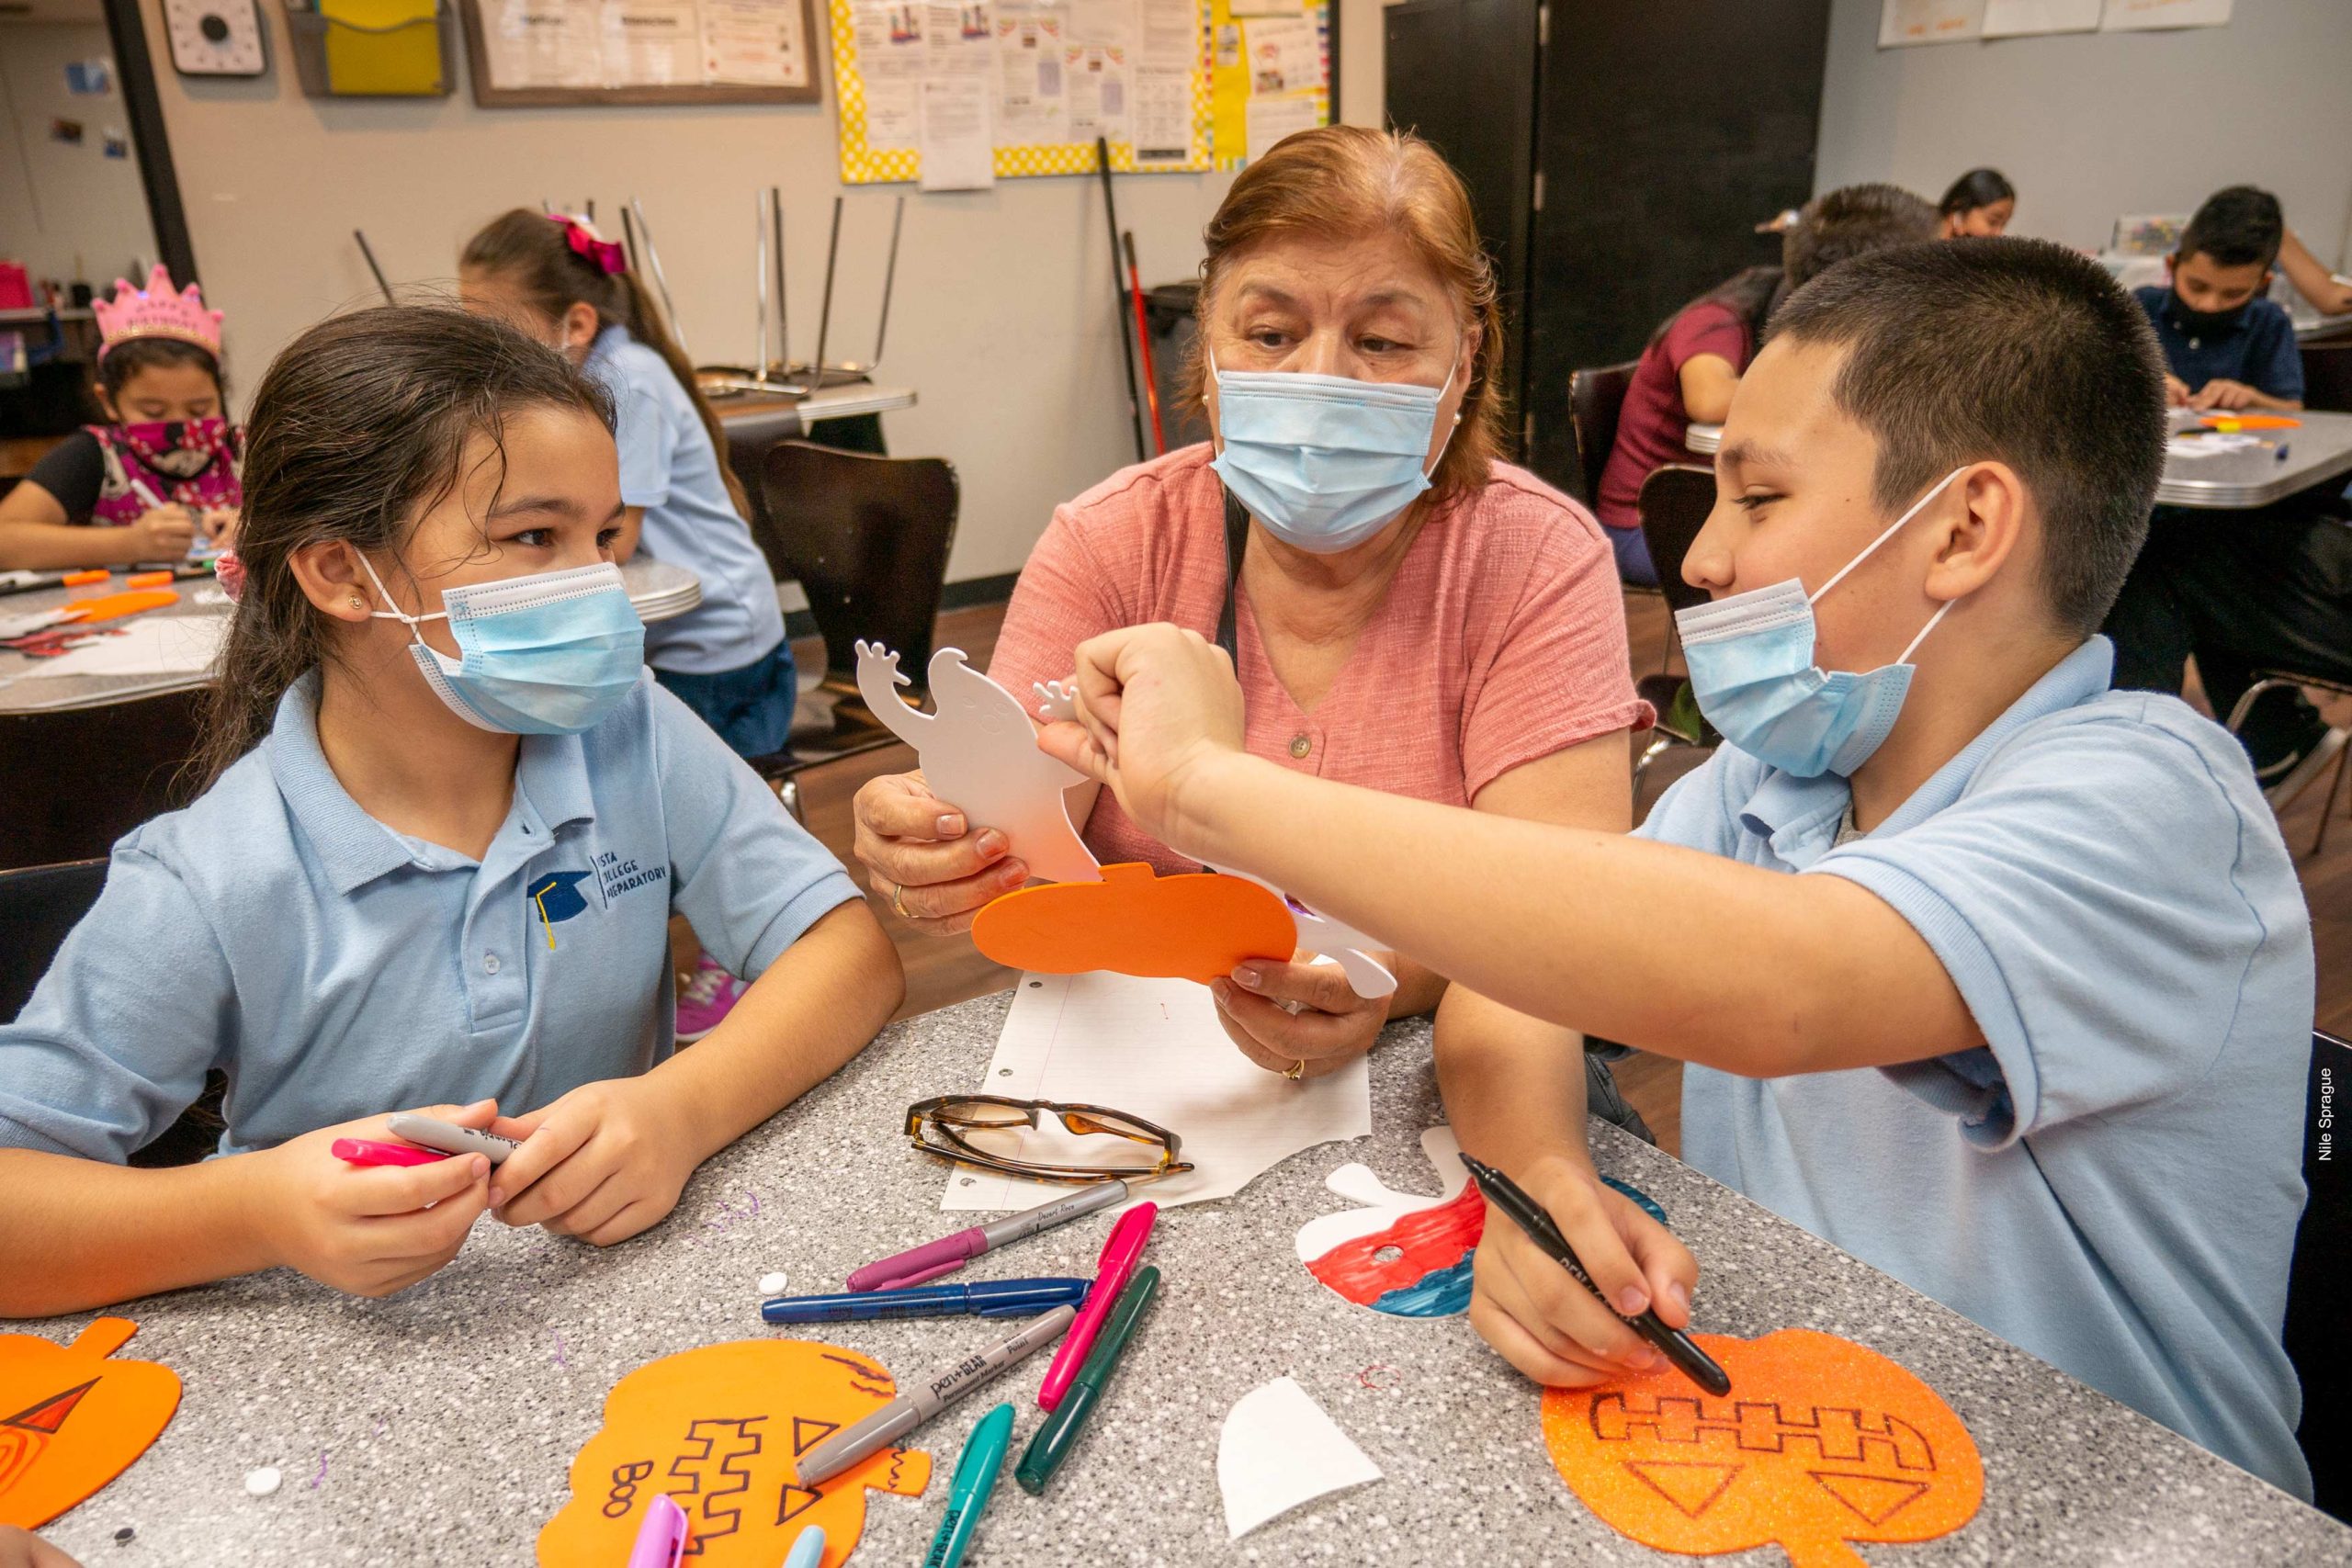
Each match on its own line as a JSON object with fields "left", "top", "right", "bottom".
{"left": 790, "top": 1306, "right": 1077, "bottom": 1487}
{"left": 385, "top": 1112, "right": 524, "bottom": 1166}
{"left": 985, "top": 1180, "right": 1128, "bottom": 1249}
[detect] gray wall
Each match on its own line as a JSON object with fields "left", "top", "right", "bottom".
{"left": 1815, "top": 0, "right": 2352, "bottom": 264}
{"left": 0, "top": 23, "right": 156, "bottom": 285}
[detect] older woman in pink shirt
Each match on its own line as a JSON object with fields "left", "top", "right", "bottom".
{"left": 855, "top": 126, "right": 1647, "bottom": 1102}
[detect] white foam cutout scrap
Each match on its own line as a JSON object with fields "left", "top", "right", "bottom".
{"left": 1216, "top": 1375, "right": 1382, "bottom": 1539}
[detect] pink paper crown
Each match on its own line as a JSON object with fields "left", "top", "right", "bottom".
{"left": 93, "top": 264, "right": 224, "bottom": 360}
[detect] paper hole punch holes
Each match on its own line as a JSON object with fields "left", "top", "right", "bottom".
{"left": 1542, "top": 1328, "right": 1984, "bottom": 1568}
{"left": 854, "top": 641, "right": 1102, "bottom": 887}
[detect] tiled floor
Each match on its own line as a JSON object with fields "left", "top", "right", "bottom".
{"left": 789, "top": 589, "right": 2352, "bottom": 1158}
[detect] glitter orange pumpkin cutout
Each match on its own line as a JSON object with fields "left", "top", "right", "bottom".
{"left": 1542, "top": 1328, "right": 1983, "bottom": 1568}
{"left": 537, "top": 1339, "right": 932, "bottom": 1566}
{"left": 0, "top": 1317, "right": 181, "bottom": 1529}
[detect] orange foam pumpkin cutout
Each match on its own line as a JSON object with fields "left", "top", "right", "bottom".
{"left": 970, "top": 863, "right": 1298, "bottom": 985}
{"left": 1542, "top": 1328, "right": 1983, "bottom": 1568}
{"left": 0, "top": 1317, "right": 182, "bottom": 1529}
{"left": 537, "top": 1339, "right": 932, "bottom": 1567}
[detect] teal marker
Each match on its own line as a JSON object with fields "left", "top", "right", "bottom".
{"left": 922, "top": 1403, "right": 1015, "bottom": 1568}
{"left": 1015, "top": 1265, "right": 1160, "bottom": 1495}
{"left": 782, "top": 1524, "right": 824, "bottom": 1568}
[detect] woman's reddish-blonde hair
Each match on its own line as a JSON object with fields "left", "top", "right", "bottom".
{"left": 1185, "top": 125, "right": 1506, "bottom": 502}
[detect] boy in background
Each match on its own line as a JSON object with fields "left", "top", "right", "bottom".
{"left": 2136, "top": 186, "right": 2302, "bottom": 412}
{"left": 2108, "top": 186, "right": 2346, "bottom": 788}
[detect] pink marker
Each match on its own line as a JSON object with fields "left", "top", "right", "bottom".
{"left": 627, "top": 1493, "right": 687, "bottom": 1567}
{"left": 332, "top": 1137, "right": 447, "bottom": 1168}
{"left": 1036, "top": 1201, "right": 1155, "bottom": 1411}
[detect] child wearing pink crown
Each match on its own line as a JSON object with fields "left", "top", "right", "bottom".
{"left": 0, "top": 265, "right": 242, "bottom": 570}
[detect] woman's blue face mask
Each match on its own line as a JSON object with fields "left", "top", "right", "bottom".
{"left": 359, "top": 554, "right": 646, "bottom": 735}
{"left": 1673, "top": 467, "right": 1970, "bottom": 779}
{"left": 1208, "top": 356, "right": 1461, "bottom": 553}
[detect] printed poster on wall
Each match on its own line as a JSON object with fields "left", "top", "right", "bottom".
{"left": 1981, "top": 0, "right": 2099, "bottom": 34}
{"left": 475, "top": 0, "right": 817, "bottom": 90}
{"left": 2099, "top": 0, "right": 2228, "bottom": 30}
{"left": 830, "top": 0, "right": 1212, "bottom": 182}
{"left": 1878, "top": 0, "right": 1984, "bottom": 47}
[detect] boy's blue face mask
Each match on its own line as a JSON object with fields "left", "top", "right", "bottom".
{"left": 1672, "top": 467, "right": 1969, "bottom": 779}
{"left": 1207, "top": 358, "right": 1460, "bottom": 553}
{"left": 360, "top": 555, "right": 645, "bottom": 735}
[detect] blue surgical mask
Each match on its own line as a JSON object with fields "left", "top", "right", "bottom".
{"left": 1208, "top": 359, "right": 1459, "bottom": 553}
{"left": 359, "top": 555, "right": 645, "bottom": 735}
{"left": 1674, "top": 468, "right": 1969, "bottom": 778}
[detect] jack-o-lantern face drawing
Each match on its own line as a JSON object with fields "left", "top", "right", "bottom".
{"left": 0, "top": 1317, "right": 182, "bottom": 1529}
{"left": 1543, "top": 1329, "right": 1983, "bottom": 1568}
{"left": 972, "top": 863, "right": 1298, "bottom": 986}
{"left": 538, "top": 1340, "right": 933, "bottom": 1566}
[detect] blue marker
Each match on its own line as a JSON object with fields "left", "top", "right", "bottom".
{"left": 923, "top": 1404, "right": 1014, "bottom": 1568}
{"left": 760, "top": 1278, "right": 1089, "bottom": 1325}
{"left": 782, "top": 1523, "right": 825, "bottom": 1568}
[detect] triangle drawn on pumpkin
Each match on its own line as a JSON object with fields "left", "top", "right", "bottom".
{"left": 1809, "top": 1470, "right": 1930, "bottom": 1525}
{"left": 791, "top": 1416, "right": 839, "bottom": 1455}
{"left": 776, "top": 1483, "right": 822, "bottom": 1525}
{"left": 3, "top": 1377, "right": 98, "bottom": 1435}
{"left": 1624, "top": 1461, "right": 1739, "bottom": 1518}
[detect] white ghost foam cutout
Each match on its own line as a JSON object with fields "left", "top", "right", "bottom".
{"left": 856, "top": 641, "right": 1102, "bottom": 886}
{"left": 1217, "top": 1376, "right": 1383, "bottom": 1539}
{"left": 1293, "top": 1125, "right": 1472, "bottom": 1266}
{"left": 1216, "top": 867, "right": 1396, "bottom": 1000}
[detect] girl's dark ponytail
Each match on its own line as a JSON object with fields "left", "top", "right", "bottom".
{"left": 189, "top": 306, "right": 610, "bottom": 791}
{"left": 459, "top": 209, "right": 751, "bottom": 518}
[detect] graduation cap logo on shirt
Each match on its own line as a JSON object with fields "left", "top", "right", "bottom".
{"left": 528, "top": 871, "right": 594, "bottom": 949}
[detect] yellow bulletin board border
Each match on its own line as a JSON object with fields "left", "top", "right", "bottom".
{"left": 1210, "top": 0, "right": 1329, "bottom": 172}
{"left": 830, "top": 0, "right": 1216, "bottom": 183}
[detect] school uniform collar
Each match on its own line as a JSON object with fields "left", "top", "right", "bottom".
{"left": 1736, "top": 637, "right": 2114, "bottom": 862}
{"left": 266, "top": 671, "right": 599, "bottom": 894}
{"left": 584, "top": 322, "right": 628, "bottom": 372}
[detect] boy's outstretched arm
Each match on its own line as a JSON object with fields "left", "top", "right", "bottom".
{"left": 1044, "top": 624, "right": 1980, "bottom": 1079}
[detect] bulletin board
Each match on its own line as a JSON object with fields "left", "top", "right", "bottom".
{"left": 830, "top": 0, "right": 1292, "bottom": 184}
{"left": 1208, "top": 0, "right": 1329, "bottom": 170}
{"left": 459, "top": 0, "right": 823, "bottom": 107}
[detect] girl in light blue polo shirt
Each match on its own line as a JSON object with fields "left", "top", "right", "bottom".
{"left": 460, "top": 209, "right": 798, "bottom": 1037}
{"left": 0, "top": 306, "right": 903, "bottom": 1317}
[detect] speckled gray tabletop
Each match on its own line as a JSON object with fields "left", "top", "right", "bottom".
{"left": 17, "top": 995, "right": 2348, "bottom": 1565}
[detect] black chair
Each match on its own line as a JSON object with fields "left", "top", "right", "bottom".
{"left": 0, "top": 689, "right": 203, "bottom": 871}
{"left": 2222, "top": 673, "right": 2352, "bottom": 855}
{"left": 1631, "top": 464, "right": 1721, "bottom": 784}
{"left": 2287, "top": 1029, "right": 2349, "bottom": 1518}
{"left": 0, "top": 857, "right": 221, "bottom": 1166}
{"left": 2298, "top": 340, "right": 2352, "bottom": 414}
{"left": 748, "top": 442, "right": 960, "bottom": 813}
{"left": 1566, "top": 361, "right": 1638, "bottom": 510}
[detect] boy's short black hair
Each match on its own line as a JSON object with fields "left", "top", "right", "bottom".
{"left": 1768, "top": 238, "right": 2166, "bottom": 636}
{"left": 1783, "top": 184, "right": 1939, "bottom": 292}
{"left": 97, "top": 336, "right": 222, "bottom": 400}
{"left": 2177, "top": 185, "right": 2283, "bottom": 271}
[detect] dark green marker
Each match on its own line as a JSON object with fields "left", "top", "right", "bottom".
{"left": 1014, "top": 1265, "right": 1160, "bottom": 1494}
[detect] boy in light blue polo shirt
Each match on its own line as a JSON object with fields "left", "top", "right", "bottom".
{"left": 1023, "top": 239, "right": 2314, "bottom": 1496}
{"left": 0, "top": 305, "right": 902, "bottom": 1320}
